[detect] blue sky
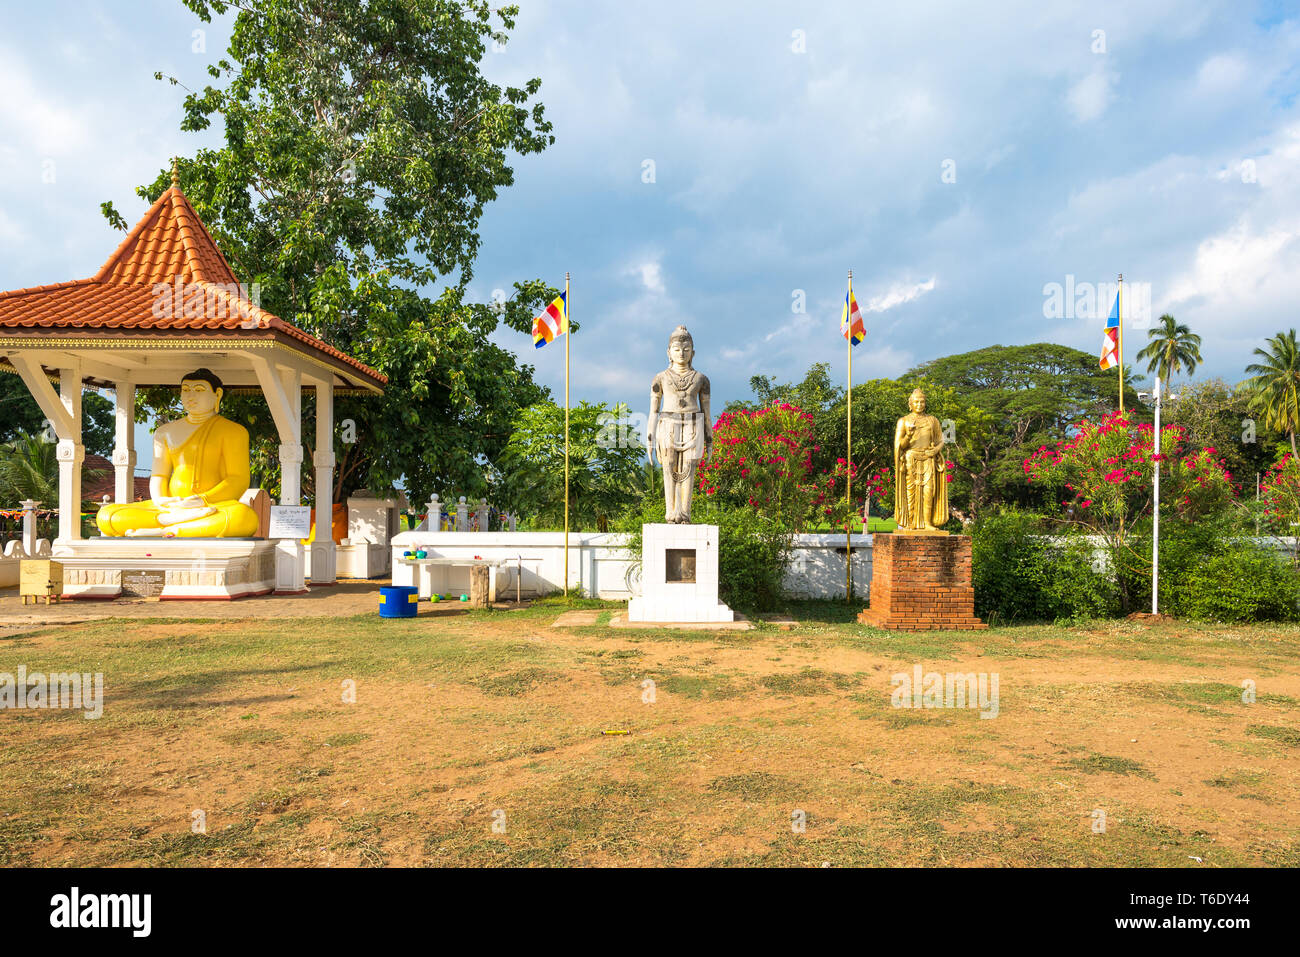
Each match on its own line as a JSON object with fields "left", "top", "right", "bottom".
{"left": 3, "top": 0, "right": 1300, "bottom": 441}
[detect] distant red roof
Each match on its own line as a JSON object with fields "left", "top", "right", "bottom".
{"left": 81, "top": 454, "right": 150, "bottom": 504}
{"left": 0, "top": 184, "right": 386, "bottom": 391}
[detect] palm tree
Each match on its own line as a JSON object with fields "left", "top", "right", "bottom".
{"left": 0, "top": 432, "right": 105, "bottom": 538}
{"left": 0, "top": 432, "right": 62, "bottom": 503}
{"left": 1243, "top": 329, "right": 1300, "bottom": 457}
{"left": 1136, "top": 314, "right": 1202, "bottom": 384}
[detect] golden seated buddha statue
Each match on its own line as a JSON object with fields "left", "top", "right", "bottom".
{"left": 96, "top": 368, "right": 260, "bottom": 538}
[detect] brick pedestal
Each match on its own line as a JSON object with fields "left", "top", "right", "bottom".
{"left": 858, "top": 534, "right": 986, "bottom": 631}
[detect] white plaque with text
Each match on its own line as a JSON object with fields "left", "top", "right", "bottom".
{"left": 268, "top": 505, "right": 313, "bottom": 539}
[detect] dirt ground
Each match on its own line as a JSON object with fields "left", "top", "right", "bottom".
{"left": 0, "top": 582, "right": 392, "bottom": 634}
{"left": 0, "top": 594, "right": 1297, "bottom": 867}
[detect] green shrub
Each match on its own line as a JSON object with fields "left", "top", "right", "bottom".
{"left": 970, "top": 509, "right": 1118, "bottom": 622}
{"left": 1041, "top": 536, "right": 1119, "bottom": 621}
{"left": 701, "top": 502, "right": 790, "bottom": 611}
{"left": 1121, "top": 515, "right": 1300, "bottom": 622}
{"left": 1174, "top": 545, "right": 1300, "bottom": 622}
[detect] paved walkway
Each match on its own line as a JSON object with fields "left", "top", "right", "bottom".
{"left": 0, "top": 581, "right": 487, "bottom": 636}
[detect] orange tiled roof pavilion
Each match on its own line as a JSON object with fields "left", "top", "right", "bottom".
{"left": 0, "top": 170, "right": 386, "bottom": 393}
{"left": 0, "top": 169, "right": 383, "bottom": 592}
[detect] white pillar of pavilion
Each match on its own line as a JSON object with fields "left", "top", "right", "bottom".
{"left": 55, "top": 368, "right": 85, "bottom": 543}
{"left": 250, "top": 356, "right": 307, "bottom": 593}
{"left": 9, "top": 357, "right": 84, "bottom": 543}
{"left": 311, "top": 376, "right": 336, "bottom": 584}
{"left": 112, "top": 380, "right": 136, "bottom": 503}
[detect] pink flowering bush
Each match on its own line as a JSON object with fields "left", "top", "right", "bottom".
{"left": 1022, "top": 410, "right": 1234, "bottom": 534}
{"left": 698, "top": 403, "right": 865, "bottom": 532}
{"left": 859, "top": 465, "right": 895, "bottom": 516}
{"left": 1259, "top": 453, "right": 1300, "bottom": 554}
{"left": 1020, "top": 410, "right": 1248, "bottom": 615}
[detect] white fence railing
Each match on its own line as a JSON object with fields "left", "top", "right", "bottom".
{"left": 0, "top": 537, "right": 53, "bottom": 587}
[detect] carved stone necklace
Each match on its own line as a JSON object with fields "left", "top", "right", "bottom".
{"left": 665, "top": 367, "right": 697, "bottom": 405}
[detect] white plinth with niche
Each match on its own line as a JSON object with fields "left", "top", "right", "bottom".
{"left": 627, "top": 523, "right": 734, "bottom": 623}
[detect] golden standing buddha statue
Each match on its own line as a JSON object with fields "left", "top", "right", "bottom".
{"left": 95, "top": 369, "right": 260, "bottom": 538}
{"left": 893, "top": 388, "right": 950, "bottom": 534}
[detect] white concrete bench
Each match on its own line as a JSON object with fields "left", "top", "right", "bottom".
{"left": 398, "top": 556, "right": 507, "bottom": 602}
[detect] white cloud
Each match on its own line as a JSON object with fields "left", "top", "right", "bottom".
{"left": 1164, "top": 219, "right": 1298, "bottom": 308}
{"left": 1067, "top": 69, "right": 1117, "bottom": 123}
{"left": 636, "top": 261, "right": 666, "bottom": 295}
{"left": 862, "top": 277, "right": 937, "bottom": 313}
{"left": 1196, "top": 52, "right": 1248, "bottom": 93}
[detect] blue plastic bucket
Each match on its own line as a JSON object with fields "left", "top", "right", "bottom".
{"left": 379, "top": 585, "right": 419, "bottom": 618}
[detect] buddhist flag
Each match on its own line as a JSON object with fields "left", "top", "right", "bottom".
{"left": 532, "top": 292, "right": 568, "bottom": 348}
{"left": 1099, "top": 293, "right": 1120, "bottom": 369}
{"left": 841, "top": 287, "right": 865, "bottom": 345}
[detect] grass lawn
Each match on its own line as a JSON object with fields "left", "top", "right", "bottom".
{"left": 1, "top": 601, "right": 1298, "bottom": 867}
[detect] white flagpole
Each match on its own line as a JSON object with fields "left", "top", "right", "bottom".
{"left": 564, "top": 272, "right": 571, "bottom": 601}
{"left": 1152, "top": 375, "right": 1161, "bottom": 614}
{"left": 846, "top": 269, "right": 853, "bottom": 603}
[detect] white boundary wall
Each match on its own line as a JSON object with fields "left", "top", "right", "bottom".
{"left": 391, "top": 529, "right": 1300, "bottom": 601}
{"left": 390, "top": 529, "right": 873, "bottom": 600}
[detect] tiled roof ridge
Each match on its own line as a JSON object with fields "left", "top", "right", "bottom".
{"left": 0, "top": 182, "right": 387, "bottom": 387}
{"left": 91, "top": 189, "right": 170, "bottom": 284}
{"left": 0, "top": 277, "right": 97, "bottom": 302}
{"left": 92, "top": 186, "right": 241, "bottom": 288}
{"left": 166, "top": 187, "right": 243, "bottom": 289}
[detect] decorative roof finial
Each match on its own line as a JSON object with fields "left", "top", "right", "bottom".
{"left": 171, "top": 158, "right": 179, "bottom": 189}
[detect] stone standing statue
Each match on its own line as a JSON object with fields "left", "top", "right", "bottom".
{"left": 647, "top": 325, "right": 713, "bottom": 523}
{"left": 893, "top": 388, "right": 949, "bottom": 533}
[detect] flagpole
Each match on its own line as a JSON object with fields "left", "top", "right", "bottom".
{"left": 564, "top": 272, "right": 571, "bottom": 601}
{"left": 846, "top": 269, "right": 853, "bottom": 603}
{"left": 1117, "top": 273, "right": 1124, "bottom": 414}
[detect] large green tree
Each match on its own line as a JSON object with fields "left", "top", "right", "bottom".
{"left": 497, "top": 401, "right": 646, "bottom": 531}
{"left": 104, "top": 0, "right": 556, "bottom": 505}
{"left": 1166, "top": 377, "right": 1277, "bottom": 488}
{"left": 907, "top": 343, "right": 1142, "bottom": 513}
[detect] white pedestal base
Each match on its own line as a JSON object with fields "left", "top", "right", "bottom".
{"left": 335, "top": 541, "right": 391, "bottom": 579}
{"left": 626, "top": 523, "right": 734, "bottom": 623}
{"left": 308, "top": 540, "right": 337, "bottom": 584}
{"left": 275, "top": 540, "right": 307, "bottom": 594}
{"left": 51, "top": 538, "right": 278, "bottom": 600}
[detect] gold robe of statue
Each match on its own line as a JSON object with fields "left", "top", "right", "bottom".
{"left": 96, "top": 370, "right": 260, "bottom": 538}
{"left": 893, "top": 388, "right": 949, "bottom": 533}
